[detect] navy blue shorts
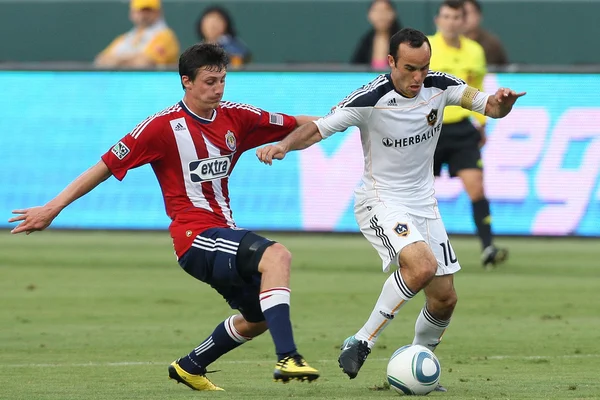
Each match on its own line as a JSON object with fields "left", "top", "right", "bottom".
{"left": 177, "top": 227, "right": 275, "bottom": 323}
{"left": 434, "top": 119, "right": 482, "bottom": 177}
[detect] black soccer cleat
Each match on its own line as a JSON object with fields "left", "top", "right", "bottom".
{"left": 338, "top": 336, "right": 371, "bottom": 379}
{"left": 481, "top": 245, "right": 509, "bottom": 270}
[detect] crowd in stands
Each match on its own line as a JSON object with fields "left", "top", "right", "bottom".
{"left": 94, "top": 0, "right": 507, "bottom": 70}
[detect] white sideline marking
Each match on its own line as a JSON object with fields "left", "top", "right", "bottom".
{"left": 484, "top": 354, "right": 598, "bottom": 361}
{"left": 1, "top": 354, "right": 598, "bottom": 368}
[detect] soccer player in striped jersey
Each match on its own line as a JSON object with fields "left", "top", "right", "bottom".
{"left": 8, "top": 43, "right": 319, "bottom": 390}
{"left": 257, "top": 28, "right": 524, "bottom": 391}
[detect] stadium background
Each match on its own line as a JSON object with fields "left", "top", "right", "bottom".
{"left": 1, "top": 0, "right": 599, "bottom": 65}
{"left": 1, "top": 0, "right": 599, "bottom": 237}
{"left": 2, "top": 1, "right": 600, "bottom": 399}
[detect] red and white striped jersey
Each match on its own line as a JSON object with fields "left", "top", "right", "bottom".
{"left": 101, "top": 100, "right": 296, "bottom": 257}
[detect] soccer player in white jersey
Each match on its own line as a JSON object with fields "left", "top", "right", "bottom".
{"left": 8, "top": 43, "right": 319, "bottom": 390}
{"left": 257, "top": 28, "right": 525, "bottom": 390}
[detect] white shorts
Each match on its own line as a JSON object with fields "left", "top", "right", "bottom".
{"left": 355, "top": 199, "right": 461, "bottom": 275}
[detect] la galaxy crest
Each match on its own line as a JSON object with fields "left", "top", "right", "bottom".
{"left": 394, "top": 223, "right": 410, "bottom": 237}
{"left": 225, "top": 130, "right": 236, "bottom": 151}
{"left": 426, "top": 109, "right": 438, "bottom": 126}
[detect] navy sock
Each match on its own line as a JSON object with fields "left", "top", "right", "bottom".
{"left": 178, "top": 316, "right": 249, "bottom": 374}
{"left": 260, "top": 287, "right": 297, "bottom": 360}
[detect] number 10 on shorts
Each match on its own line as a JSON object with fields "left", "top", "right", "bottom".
{"left": 439, "top": 240, "right": 457, "bottom": 266}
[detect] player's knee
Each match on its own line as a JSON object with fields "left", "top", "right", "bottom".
{"left": 428, "top": 290, "right": 457, "bottom": 319}
{"left": 259, "top": 243, "right": 292, "bottom": 275}
{"left": 468, "top": 187, "right": 485, "bottom": 201}
{"left": 412, "top": 249, "right": 438, "bottom": 280}
{"left": 404, "top": 258, "right": 436, "bottom": 288}
{"left": 415, "top": 257, "right": 438, "bottom": 284}
{"left": 242, "top": 320, "right": 268, "bottom": 338}
{"left": 269, "top": 243, "right": 292, "bottom": 267}
{"left": 464, "top": 176, "right": 485, "bottom": 201}
{"left": 400, "top": 243, "right": 437, "bottom": 285}
{"left": 233, "top": 315, "right": 268, "bottom": 338}
{"left": 440, "top": 290, "right": 458, "bottom": 312}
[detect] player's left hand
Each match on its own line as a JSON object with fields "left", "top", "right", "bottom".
{"left": 256, "top": 143, "right": 288, "bottom": 165}
{"left": 494, "top": 87, "right": 526, "bottom": 107}
{"left": 8, "top": 205, "right": 59, "bottom": 235}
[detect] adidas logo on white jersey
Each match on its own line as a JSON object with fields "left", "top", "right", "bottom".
{"left": 387, "top": 98, "right": 397, "bottom": 106}
{"left": 174, "top": 122, "right": 186, "bottom": 131}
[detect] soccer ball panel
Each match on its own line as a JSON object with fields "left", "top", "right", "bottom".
{"left": 387, "top": 344, "right": 441, "bottom": 396}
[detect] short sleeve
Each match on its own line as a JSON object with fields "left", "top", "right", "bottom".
{"left": 100, "top": 117, "right": 165, "bottom": 180}
{"left": 314, "top": 106, "right": 369, "bottom": 139}
{"left": 239, "top": 109, "right": 297, "bottom": 150}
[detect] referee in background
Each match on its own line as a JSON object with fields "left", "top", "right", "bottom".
{"left": 429, "top": 0, "right": 507, "bottom": 269}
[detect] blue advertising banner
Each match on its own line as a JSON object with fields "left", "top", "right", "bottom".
{"left": 1, "top": 72, "right": 599, "bottom": 235}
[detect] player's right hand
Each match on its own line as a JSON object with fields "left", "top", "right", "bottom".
{"left": 8, "top": 206, "right": 59, "bottom": 235}
{"left": 256, "top": 143, "right": 288, "bottom": 165}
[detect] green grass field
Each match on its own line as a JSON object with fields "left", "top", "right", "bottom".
{"left": 1, "top": 231, "right": 599, "bottom": 400}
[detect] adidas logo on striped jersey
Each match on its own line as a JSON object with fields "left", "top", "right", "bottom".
{"left": 174, "top": 122, "right": 186, "bottom": 131}
{"left": 129, "top": 104, "right": 182, "bottom": 139}
{"left": 387, "top": 98, "right": 397, "bottom": 106}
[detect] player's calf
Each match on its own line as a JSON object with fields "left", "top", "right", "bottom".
{"left": 174, "top": 315, "right": 253, "bottom": 378}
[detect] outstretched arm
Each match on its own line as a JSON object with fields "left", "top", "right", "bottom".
{"left": 485, "top": 87, "right": 526, "bottom": 118}
{"left": 294, "top": 115, "right": 319, "bottom": 126}
{"left": 8, "top": 160, "right": 112, "bottom": 234}
{"left": 256, "top": 99, "right": 367, "bottom": 165}
{"left": 256, "top": 122, "right": 322, "bottom": 165}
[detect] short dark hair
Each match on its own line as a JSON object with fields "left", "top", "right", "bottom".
{"left": 178, "top": 43, "right": 229, "bottom": 86}
{"left": 388, "top": 28, "right": 431, "bottom": 63}
{"left": 463, "top": 0, "right": 482, "bottom": 13}
{"left": 437, "top": 0, "right": 466, "bottom": 15}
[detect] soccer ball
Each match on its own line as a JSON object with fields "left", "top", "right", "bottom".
{"left": 387, "top": 344, "right": 441, "bottom": 396}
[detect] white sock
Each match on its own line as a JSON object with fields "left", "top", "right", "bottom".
{"left": 259, "top": 287, "right": 291, "bottom": 311}
{"left": 355, "top": 269, "right": 416, "bottom": 348}
{"left": 224, "top": 316, "right": 251, "bottom": 343}
{"left": 412, "top": 305, "right": 451, "bottom": 351}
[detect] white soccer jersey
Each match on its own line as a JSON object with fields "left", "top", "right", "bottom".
{"left": 314, "top": 72, "right": 489, "bottom": 217}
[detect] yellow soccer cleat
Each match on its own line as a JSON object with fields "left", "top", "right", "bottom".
{"left": 168, "top": 360, "right": 224, "bottom": 391}
{"left": 273, "top": 354, "right": 320, "bottom": 383}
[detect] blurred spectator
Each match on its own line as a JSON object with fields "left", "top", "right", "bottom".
{"left": 463, "top": 0, "right": 508, "bottom": 66}
{"left": 94, "top": 0, "right": 179, "bottom": 68}
{"left": 350, "top": 0, "right": 402, "bottom": 69}
{"left": 196, "top": 6, "right": 251, "bottom": 68}
{"left": 429, "top": 0, "right": 508, "bottom": 268}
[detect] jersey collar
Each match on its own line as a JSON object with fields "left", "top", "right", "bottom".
{"left": 385, "top": 74, "right": 418, "bottom": 99}
{"left": 179, "top": 100, "right": 217, "bottom": 124}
